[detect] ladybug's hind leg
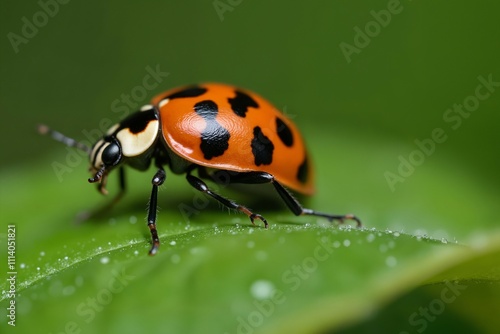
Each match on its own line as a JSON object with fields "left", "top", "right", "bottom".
{"left": 186, "top": 171, "right": 268, "bottom": 228}
{"left": 213, "top": 171, "right": 361, "bottom": 227}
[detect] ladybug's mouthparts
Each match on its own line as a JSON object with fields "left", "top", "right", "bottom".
{"left": 89, "top": 165, "right": 106, "bottom": 183}
{"left": 89, "top": 165, "right": 110, "bottom": 195}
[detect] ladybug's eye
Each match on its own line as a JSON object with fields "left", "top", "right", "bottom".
{"left": 101, "top": 142, "right": 121, "bottom": 166}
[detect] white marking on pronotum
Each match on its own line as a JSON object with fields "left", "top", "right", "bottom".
{"left": 117, "top": 120, "right": 159, "bottom": 157}
{"left": 159, "top": 98, "right": 170, "bottom": 108}
{"left": 140, "top": 104, "right": 154, "bottom": 112}
{"left": 106, "top": 124, "right": 120, "bottom": 136}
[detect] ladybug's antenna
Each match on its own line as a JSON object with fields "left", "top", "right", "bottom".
{"left": 37, "top": 124, "right": 91, "bottom": 154}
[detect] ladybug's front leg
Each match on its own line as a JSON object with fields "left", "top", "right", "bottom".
{"left": 186, "top": 173, "right": 268, "bottom": 228}
{"left": 147, "top": 167, "right": 166, "bottom": 256}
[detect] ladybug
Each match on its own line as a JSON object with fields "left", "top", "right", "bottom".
{"left": 39, "top": 83, "right": 360, "bottom": 255}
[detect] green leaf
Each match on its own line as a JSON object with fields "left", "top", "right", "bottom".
{"left": 1, "top": 147, "right": 499, "bottom": 333}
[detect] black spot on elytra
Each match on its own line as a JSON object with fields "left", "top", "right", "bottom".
{"left": 297, "top": 156, "right": 309, "bottom": 184}
{"left": 228, "top": 90, "right": 259, "bottom": 117}
{"left": 251, "top": 126, "right": 274, "bottom": 166}
{"left": 166, "top": 86, "right": 208, "bottom": 100}
{"left": 194, "top": 100, "right": 230, "bottom": 160}
{"left": 276, "top": 117, "right": 294, "bottom": 147}
{"left": 119, "top": 108, "right": 158, "bottom": 134}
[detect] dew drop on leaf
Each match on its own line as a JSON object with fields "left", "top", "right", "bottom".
{"left": 385, "top": 256, "right": 397, "bottom": 268}
{"left": 366, "top": 233, "right": 375, "bottom": 243}
{"left": 250, "top": 280, "right": 275, "bottom": 300}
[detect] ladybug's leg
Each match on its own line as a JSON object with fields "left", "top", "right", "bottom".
{"left": 215, "top": 171, "right": 361, "bottom": 227}
{"left": 186, "top": 173, "right": 268, "bottom": 228}
{"left": 147, "top": 167, "right": 166, "bottom": 256}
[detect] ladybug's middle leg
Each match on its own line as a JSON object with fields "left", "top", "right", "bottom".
{"left": 186, "top": 172, "right": 268, "bottom": 228}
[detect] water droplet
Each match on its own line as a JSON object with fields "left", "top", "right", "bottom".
{"left": 36, "top": 267, "right": 40, "bottom": 271}
{"left": 62, "top": 285, "right": 76, "bottom": 296}
{"left": 333, "top": 241, "right": 341, "bottom": 248}
{"left": 129, "top": 215, "right": 137, "bottom": 224}
{"left": 385, "top": 256, "right": 397, "bottom": 267}
{"left": 366, "top": 234, "right": 375, "bottom": 243}
{"left": 441, "top": 238, "right": 448, "bottom": 244}
{"left": 247, "top": 241, "right": 255, "bottom": 248}
{"left": 248, "top": 228, "right": 254, "bottom": 234}
{"left": 40, "top": 251, "right": 46, "bottom": 257}
{"left": 190, "top": 247, "right": 206, "bottom": 255}
{"left": 169, "top": 240, "right": 176, "bottom": 246}
{"left": 393, "top": 232, "right": 400, "bottom": 237}
{"left": 75, "top": 276, "right": 84, "bottom": 287}
{"left": 343, "top": 239, "right": 351, "bottom": 247}
{"left": 250, "top": 280, "right": 275, "bottom": 300}
{"left": 255, "top": 251, "right": 268, "bottom": 261}
{"left": 20, "top": 263, "right": 26, "bottom": 269}
{"left": 133, "top": 250, "right": 139, "bottom": 255}
{"left": 171, "top": 254, "right": 181, "bottom": 264}
{"left": 100, "top": 257, "right": 110, "bottom": 264}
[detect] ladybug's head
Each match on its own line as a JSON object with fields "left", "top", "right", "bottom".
{"left": 89, "top": 107, "right": 160, "bottom": 194}
{"left": 88, "top": 132, "right": 123, "bottom": 194}
{"left": 38, "top": 106, "right": 160, "bottom": 195}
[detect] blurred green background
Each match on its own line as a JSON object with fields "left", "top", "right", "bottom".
{"left": 1, "top": 1, "right": 499, "bottom": 333}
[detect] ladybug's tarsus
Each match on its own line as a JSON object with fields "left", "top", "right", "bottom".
{"left": 310, "top": 211, "right": 362, "bottom": 228}
{"left": 249, "top": 213, "right": 268, "bottom": 228}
